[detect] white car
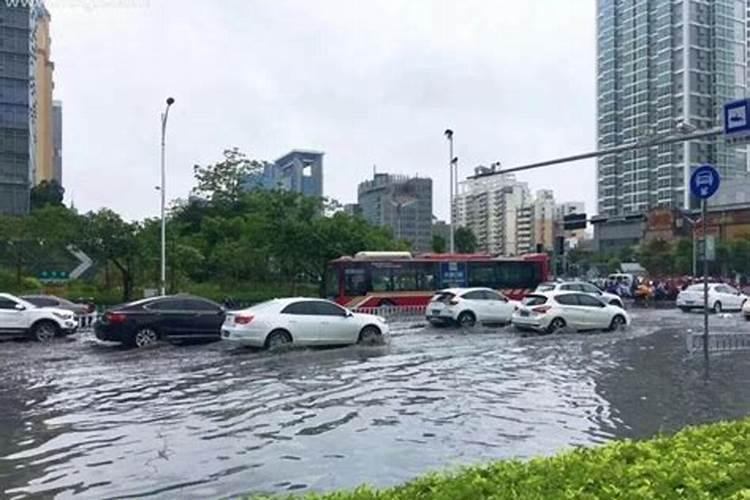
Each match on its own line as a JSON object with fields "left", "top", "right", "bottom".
{"left": 536, "top": 281, "right": 625, "bottom": 309}
{"left": 221, "top": 298, "right": 389, "bottom": 349}
{"left": 511, "top": 291, "right": 630, "bottom": 334}
{"left": 0, "top": 293, "right": 78, "bottom": 342}
{"left": 426, "top": 287, "right": 518, "bottom": 327}
{"left": 677, "top": 283, "right": 747, "bottom": 313}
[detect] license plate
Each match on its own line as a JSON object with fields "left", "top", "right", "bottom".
{"left": 431, "top": 309, "right": 441, "bottom": 315}
{"left": 685, "top": 300, "right": 694, "bottom": 304}
{"left": 520, "top": 310, "right": 529, "bottom": 317}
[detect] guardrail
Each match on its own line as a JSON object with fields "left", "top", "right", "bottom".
{"left": 76, "top": 313, "right": 99, "bottom": 330}
{"left": 687, "top": 332, "right": 750, "bottom": 353}
{"left": 354, "top": 305, "right": 426, "bottom": 322}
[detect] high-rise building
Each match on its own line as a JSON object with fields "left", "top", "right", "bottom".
{"left": 597, "top": 0, "right": 749, "bottom": 217}
{"left": 33, "top": 8, "right": 54, "bottom": 186}
{"left": 531, "top": 189, "right": 556, "bottom": 252}
{"left": 357, "top": 173, "right": 433, "bottom": 252}
{"left": 453, "top": 167, "right": 532, "bottom": 256}
{"left": 243, "top": 150, "right": 324, "bottom": 198}
{"left": 52, "top": 99, "right": 61, "bottom": 184}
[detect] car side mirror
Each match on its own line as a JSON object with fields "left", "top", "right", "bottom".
{"left": 346, "top": 311, "right": 354, "bottom": 318}
{"left": 14, "top": 304, "right": 25, "bottom": 311}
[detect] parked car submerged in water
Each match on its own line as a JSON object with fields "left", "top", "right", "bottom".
{"left": 676, "top": 284, "right": 747, "bottom": 313}
{"left": 0, "top": 293, "right": 78, "bottom": 342}
{"left": 221, "top": 298, "right": 388, "bottom": 349}
{"left": 94, "top": 294, "right": 226, "bottom": 348}
{"left": 512, "top": 291, "right": 630, "bottom": 334}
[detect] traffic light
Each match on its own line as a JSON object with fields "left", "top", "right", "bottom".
{"left": 563, "top": 213, "right": 587, "bottom": 231}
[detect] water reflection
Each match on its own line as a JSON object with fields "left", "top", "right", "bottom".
{"left": 0, "top": 311, "right": 748, "bottom": 498}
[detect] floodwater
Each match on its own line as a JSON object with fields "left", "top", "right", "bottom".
{"left": 1, "top": 309, "right": 750, "bottom": 499}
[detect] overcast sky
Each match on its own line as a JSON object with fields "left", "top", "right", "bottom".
{"left": 52, "top": 0, "right": 596, "bottom": 221}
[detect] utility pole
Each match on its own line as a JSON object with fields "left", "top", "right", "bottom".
{"left": 444, "top": 129, "right": 455, "bottom": 253}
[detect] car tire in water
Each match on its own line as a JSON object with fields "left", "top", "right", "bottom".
{"left": 546, "top": 317, "right": 566, "bottom": 335}
{"left": 609, "top": 315, "right": 627, "bottom": 332}
{"left": 457, "top": 311, "right": 476, "bottom": 328}
{"left": 265, "top": 329, "right": 292, "bottom": 350}
{"left": 131, "top": 327, "right": 159, "bottom": 348}
{"left": 713, "top": 302, "right": 722, "bottom": 314}
{"left": 679, "top": 307, "right": 690, "bottom": 313}
{"left": 31, "top": 320, "right": 58, "bottom": 343}
{"left": 358, "top": 325, "right": 382, "bottom": 345}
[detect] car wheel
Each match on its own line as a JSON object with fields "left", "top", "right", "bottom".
{"left": 358, "top": 325, "right": 382, "bottom": 345}
{"left": 609, "top": 315, "right": 627, "bottom": 332}
{"left": 31, "top": 321, "right": 58, "bottom": 343}
{"left": 457, "top": 311, "right": 476, "bottom": 328}
{"left": 745, "top": 315, "right": 750, "bottom": 322}
{"left": 132, "top": 327, "right": 159, "bottom": 348}
{"left": 679, "top": 307, "right": 690, "bottom": 313}
{"left": 265, "top": 329, "right": 292, "bottom": 350}
{"left": 712, "top": 301, "right": 722, "bottom": 314}
{"left": 546, "top": 317, "right": 566, "bottom": 335}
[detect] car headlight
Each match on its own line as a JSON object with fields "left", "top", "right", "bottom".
{"left": 53, "top": 312, "right": 73, "bottom": 320}
{"left": 377, "top": 316, "right": 387, "bottom": 323}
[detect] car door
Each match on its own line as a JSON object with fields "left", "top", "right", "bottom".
{"left": 482, "top": 290, "right": 515, "bottom": 322}
{"left": 553, "top": 293, "right": 587, "bottom": 329}
{"left": 279, "top": 301, "right": 321, "bottom": 345}
{"left": 722, "top": 285, "right": 743, "bottom": 310}
{"left": 143, "top": 298, "right": 190, "bottom": 339}
{"left": 0, "top": 297, "right": 26, "bottom": 334}
{"left": 313, "top": 301, "right": 358, "bottom": 345}
{"left": 180, "top": 298, "right": 225, "bottom": 339}
{"left": 575, "top": 294, "right": 610, "bottom": 329}
{"left": 460, "top": 290, "right": 489, "bottom": 321}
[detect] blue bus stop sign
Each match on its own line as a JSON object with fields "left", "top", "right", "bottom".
{"left": 690, "top": 164, "right": 720, "bottom": 200}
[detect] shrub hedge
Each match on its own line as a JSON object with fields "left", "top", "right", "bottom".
{"left": 256, "top": 418, "right": 750, "bottom": 500}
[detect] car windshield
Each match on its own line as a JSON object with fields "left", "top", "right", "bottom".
{"left": 536, "top": 283, "right": 556, "bottom": 292}
{"left": 431, "top": 292, "right": 455, "bottom": 303}
{"left": 523, "top": 295, "right": 548, "bottom": 306}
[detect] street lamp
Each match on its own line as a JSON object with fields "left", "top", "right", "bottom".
{"left": 444, "top": 129, "right": 454, "bottom": 253}
{"left": 160, "top": 97, "right": 175, "bottom": 296}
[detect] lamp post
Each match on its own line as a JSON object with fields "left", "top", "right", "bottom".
{"left": 160, "top": 97, "right": 175, "bottom": 296}
{"left": 444, "top": 129, "right": 454, "bottom": 253}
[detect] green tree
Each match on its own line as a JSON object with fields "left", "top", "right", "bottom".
{"left": 673, "top": 238, "right": 694, "bottom": 276}
{"left": 192, "top": 148, "right": 266, "bottom": 205}
{"left": 30, "top": 180, "right": 65, "bottom": 210}
{"left": 454, "top": 227, "right": 477, "bottom": 253}
{"left": 639, "top": 239, "right": 673, "bottom": 276}
{"left": 431, "top": 234, "right": 446, "bottom": 254}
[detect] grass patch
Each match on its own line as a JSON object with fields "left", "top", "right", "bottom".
{"left": 255, "top": 418, "right": 750, "bottom": 499}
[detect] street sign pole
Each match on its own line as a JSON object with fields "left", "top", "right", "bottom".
{"left": 702, "top": 199, "right": 709, "bottom": 367}
{"left": 689, "top": 164, "right": 720, "bottom": 370}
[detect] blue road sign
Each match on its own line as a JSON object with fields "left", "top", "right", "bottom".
{"left": 690, "top": 164, "right": 720, "bottom": 200}
{"left": 724, "top": 99, "right": 750, "bottom": 143}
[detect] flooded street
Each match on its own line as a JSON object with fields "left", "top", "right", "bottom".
{"left": 1, "top": 308, "right": 750, "bottom": 499}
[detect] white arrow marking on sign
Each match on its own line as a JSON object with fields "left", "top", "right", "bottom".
{"left": 67, "top": 245, "right": 93, "bottom": 280}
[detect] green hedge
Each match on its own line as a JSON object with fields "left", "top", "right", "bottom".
{"left": 257, "top": 418, "right": 750, "bottom": 500}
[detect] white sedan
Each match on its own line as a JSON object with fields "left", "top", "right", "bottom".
{"left": 511, "top": 291, "right": 630, "bottom": 334}
{"left": 221, "top": 298, "right": 389, "bottom": 349}
{"left": 535, "top": 281, "right": 625, "bottom": 309}
{"left": 676, "top": 284, "right": 747, "bottom": 313}
{"left": 426, "top": 287, "right": 518, "bottom": 327}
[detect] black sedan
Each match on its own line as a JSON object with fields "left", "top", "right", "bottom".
{"left": 94, "top": 294, "right": 226, "bottom": 348}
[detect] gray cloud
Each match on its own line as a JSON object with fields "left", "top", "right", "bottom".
{"left": 52, "top": 0, "right": 596, "bottom": 220}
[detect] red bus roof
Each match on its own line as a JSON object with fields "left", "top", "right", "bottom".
{"left": 330, "top": 252, "right": 549, "bottom": 264}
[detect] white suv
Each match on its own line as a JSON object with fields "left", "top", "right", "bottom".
{"left": 426, "top": 288, "right": 518, "bottom": 327}
{"left": 0, "top": 293, "right": 78, "bottom": 342}
{"left": 536, "top": 281, "right": 625, "bottom": 309}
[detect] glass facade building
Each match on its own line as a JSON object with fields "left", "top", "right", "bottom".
{"left": 597, "top": 0, "right": 749, "bottom": 217}
{"left": 0, "top": 3, "right": 36, "bottom": 215}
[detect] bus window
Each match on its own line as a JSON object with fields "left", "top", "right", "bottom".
{"left": 416, "top": 263, "right": 437, "bottom": 290}
{"left": 325, "top": 267, "right": 339, "bottom": 298}
{"left": 497, "top": 262, "right": 539, "bottom": 289}
{"left": 467, "top": 262, "right": 497, "bottom": 288}
{"left": 344, "top": 268, "right": 368, "bottom": 296}
{"left": 392, "top": 267, "right": 417, "bottom": 291}
{"left": 371, "top": 267, "right": 391, "bottom": 292}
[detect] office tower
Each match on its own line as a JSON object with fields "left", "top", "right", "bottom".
{"left": 243, "top": 150, "right": 324, "bottom": 198}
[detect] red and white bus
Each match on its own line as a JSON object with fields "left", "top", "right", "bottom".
{"left": 325, "top": 251, "right": 551, "bottom": 309}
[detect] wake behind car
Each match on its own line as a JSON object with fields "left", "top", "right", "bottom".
{"left": 535, "top": 281, "right": 625, "bottom": 309}
{"left": 94, "top": 294, "right": 226, "bottom": 348}
{"left": 512, "top": 291, "right": 629, "bottom": 334}
{"left": 426, "top": 287, "right": 518, "bottom": 327}
{"left": 676, "top": 283, "right": 747, "bottom": 313}
{"left": 222, "top": 298, "right": 388, "bottom": 349}
{"left": 0, "top": 293, "right": 77, "bottom": 342}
